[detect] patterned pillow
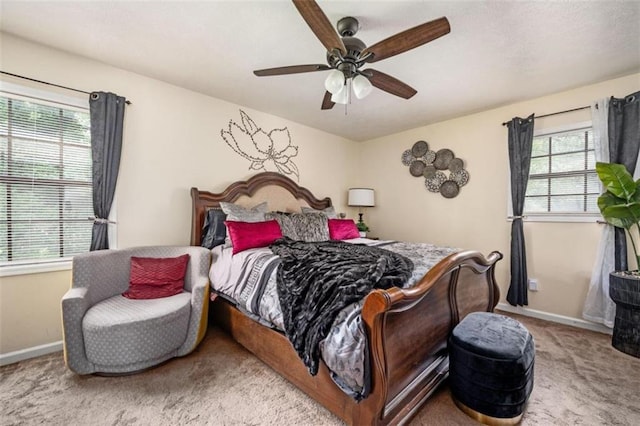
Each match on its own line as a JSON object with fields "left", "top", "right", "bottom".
{"left": 123, "top": 254, "right": 190, "bottom": 299}
{"left": 289, "top": 213, "right": 329, "bottom": 242}
{"left": 265, "top": 212, "right": 299, "bottom": 240}
{"left": 220, "top": 201, "right": 268, "bottom": 222}
{"left": 301, "top": 206, "right": 338, "bottom": 219}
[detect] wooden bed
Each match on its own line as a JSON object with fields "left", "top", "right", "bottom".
{"left": 190, "top": 172, "right": 502, "bottom": 425}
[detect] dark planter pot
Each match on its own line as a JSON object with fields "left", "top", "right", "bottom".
{"left": 609, "top": 271, "right": 640, "bottom": 358}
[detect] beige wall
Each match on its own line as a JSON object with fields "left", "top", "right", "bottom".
{"left": 0, "top": 34, "right": 358, "bottom": 354}
{"left": 0, "top": 271, "right": 70, "bottom": 352}
{"left": 358, "top": 73, "right": 640, "bottom": 320}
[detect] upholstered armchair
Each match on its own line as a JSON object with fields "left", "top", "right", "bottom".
{"left": 61, "top": 246, "right": 211, "bottom": 375}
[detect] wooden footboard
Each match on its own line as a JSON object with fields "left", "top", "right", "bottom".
{"left": 210, "top": 249, "right": 502, "bottom": 426}
{"left": 359, "top": 250, "right": 502, "bottom": 425}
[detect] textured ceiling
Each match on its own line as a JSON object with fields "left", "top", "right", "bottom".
{"left": 1, "top": 1, "right": 639, "bottom": 141}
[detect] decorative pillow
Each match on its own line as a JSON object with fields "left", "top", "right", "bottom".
{"left": 123, "top": 254, "right": 190, "bottom": 300}
{"left": 220, "top": 201, "right": 269, "bottom": 247}
{"left": 220, "top": 201, "right": 268, "bottom": 222}
{"left": 225, "top": 220, "right": 283, "bottom": 254}
{"left": 201, "top": 208, "right": 227, "bottom": 249}
{"left": 289, "top": 212, "right": 330, "bottom": 242}
{"left": 301, "top": 206, "right": 338, "bottom": 219}
{"left": 265, "top": 212, "right": 299, "bottom": 240}
{"left": 328, "top": 219, "right": 360, "bottom": 240}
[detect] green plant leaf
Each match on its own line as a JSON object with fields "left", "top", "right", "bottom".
{"left": 600, "top": 200, "right": 640, "bottom": 230}
{"left": 596, "top": 162, "right": 637, "bottom": 201}
{"left": 356, "top": 222, "right": 369, "bottom": 232}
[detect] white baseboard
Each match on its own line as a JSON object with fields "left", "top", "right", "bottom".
{"left": 0, "top": 341, "right": 63, "bottom": 366}
{"left": 496, "top": 303, "right": 613, "bottom": 335}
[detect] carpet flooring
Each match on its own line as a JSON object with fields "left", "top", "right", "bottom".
{"left": 1, "top": 312, "right": 639, "bottom": 425}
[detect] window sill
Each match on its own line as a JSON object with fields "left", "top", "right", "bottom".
{"left": 0, "top": 259, "right": 72, "bottom": 277}
{"left": 507, "top": 214, "right": 602, "bottom": 223}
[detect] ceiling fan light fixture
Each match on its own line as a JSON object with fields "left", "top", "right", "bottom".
{"left": 352, "top": 74, "right": 373, "bottom": 99}
{"left": 253, "top": 4, "right": 448, "bottom": 110}
{"left": 324, "top": 69, "right": 346, "bottom": 94}
{"left": 330, "top": 85, "right": 349, "bottom": 104}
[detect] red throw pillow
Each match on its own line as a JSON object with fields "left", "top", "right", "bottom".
{"left": 123, "top": 254, "right": 190, "bottom": 300}
{"left": 328, "top": 219, "right": 360, "bottom": 240}
{"left": 225, "top": 220, "right": 283, "bottom": 254}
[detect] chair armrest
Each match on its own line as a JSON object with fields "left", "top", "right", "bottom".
{"left": 61, "top": 287, "right": 94, "bottom": 374}
{"left": 71, "top": 250, "right": 131, "bottom": 304}
{"left": 178, "top": 276, "right": 210, "bottom": 357}
{"left": 62, "top": 286, "right": 89, "bottom": 307}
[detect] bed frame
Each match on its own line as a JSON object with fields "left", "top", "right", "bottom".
{"left": 190, "top": 172, "right": 502, "bottom": 425}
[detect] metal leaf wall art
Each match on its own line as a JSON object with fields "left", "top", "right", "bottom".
{"left": 221, "top": 110, "right": 300, "bottom": 180}
{"left": 401, "top": 140, "right": 469, "bottom": 198}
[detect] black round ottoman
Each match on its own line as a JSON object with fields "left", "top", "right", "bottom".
{"left": 449, "top": 312, "right": 535, "bottom": 425}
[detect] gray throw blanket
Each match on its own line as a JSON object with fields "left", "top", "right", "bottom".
{"left": 270, "top": 238, "right": 414, "bottom": 375}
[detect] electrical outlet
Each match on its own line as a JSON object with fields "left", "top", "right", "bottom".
{"left": 528, "top": 278, "right": 539, "bottom": 291}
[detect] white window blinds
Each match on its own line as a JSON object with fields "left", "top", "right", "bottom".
{"left": 524, "top": 126, "right": 599, "bottom": 215}
{"left": 0, "top": 92, "right": 93, "bottom": 264}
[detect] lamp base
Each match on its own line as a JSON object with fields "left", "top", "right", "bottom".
{"left": 358, "top": 213, "right": 364, "bottom": 224}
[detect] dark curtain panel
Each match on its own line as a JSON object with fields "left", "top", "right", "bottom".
{"left": 608, "top": 91, "right": 640, "bottom": 271}
{"left": 506, "top": 114, "right": 535, "bottom": 306}
{"left": 89, "top": 92, "right": 126, "bottom": 251}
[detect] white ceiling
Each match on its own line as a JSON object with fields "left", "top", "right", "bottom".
{"left": 1, "top": 1, "right": 639, "bottom": 141}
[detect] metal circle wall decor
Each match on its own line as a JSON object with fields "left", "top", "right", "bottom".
{"left": 440, "top": 180, "right": 460, "bottom": 198}
{"left": 448, "top": 158, "right": 464, "bottom": 173}
{"left": 422, "top": 150, "right": 436, "bottom": 164}
{"left": 423, "top": 164, "right": 437, "bottom": 179}
{"left": 401, "top": 149, "right": 414, "bottom": 166}
{"left": 412, "top": 140, "right": 429, "bottom": 157}
{"left": 400, "top": 140, "right": 470, "bottom": 198}
{"left": 409, "top": 160, "right": 426, "bottom": 177}
{"left": 433, "top": 148, "right": 454, "bottom": 170}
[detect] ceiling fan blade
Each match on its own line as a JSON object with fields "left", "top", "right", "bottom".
{"left": 366, "top": 69, "right": 417, "bottom": 99}
{"left": 292, "top": 0, "right": 346, "bottom": 55}
{"left": 254, "top": 64, "right": 331, "bottom": 77}
{"left": 362, "top": 17, "right": 450, "bottom": 63}
{"left": 321, "top": 91, "right": 335, "bottom": 110}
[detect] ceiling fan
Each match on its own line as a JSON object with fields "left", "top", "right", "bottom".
{"left": 253, "top": 0, "right": 450, "bottom": 110}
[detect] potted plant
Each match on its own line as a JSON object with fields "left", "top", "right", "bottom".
{"left": 356, "top": 221, "right": 370, "bottom": 238}
{"left": 596, "top": 161, "right": 640, "bottom": 357}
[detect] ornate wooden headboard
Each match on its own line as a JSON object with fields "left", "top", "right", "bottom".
{"left": 190, "top": 172, "right": 332, "bottom": 245}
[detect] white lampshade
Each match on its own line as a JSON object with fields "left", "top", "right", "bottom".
{"left": 331, "top": 86, "right": 349, "bottom": 105}
{"left": 324, "top": 70, "right": 345, "bottom": 95}
{"left": 352, "top": 75, "right": 373, "bottom": 99}
{"left": 348, "top": 188, "right": 375, "bottom": 207}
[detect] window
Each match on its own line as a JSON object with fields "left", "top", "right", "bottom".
{"left": 522, "top": 123, "right": 599, "bottom": 219}
{"left": 0, "top": 86, "right": 93, "bottom": 268}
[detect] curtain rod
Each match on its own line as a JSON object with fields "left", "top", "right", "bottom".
{"left": 0, "top": 70, "right": 132, "bottom": 105}
{"left": 501, "top": 105, "right": 589, "bottom": 126}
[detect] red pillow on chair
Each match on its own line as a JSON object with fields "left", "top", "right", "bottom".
{"left": 328, "top": 219, "right": 360, "bottom": 240}
{"left": 123, "top": 254, "right": 190, "bottom": 299}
